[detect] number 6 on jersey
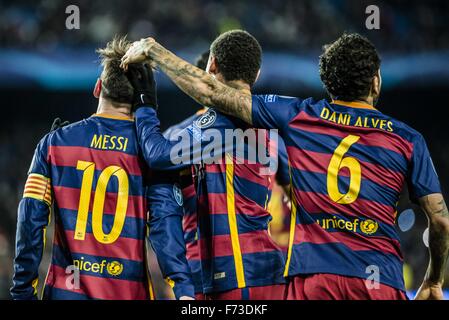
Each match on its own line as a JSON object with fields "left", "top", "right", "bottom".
{"left": 327, "top": 135, "right": 361, "bottom": 205}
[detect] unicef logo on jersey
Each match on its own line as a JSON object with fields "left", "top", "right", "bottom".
{"left": 360, "top": 219, "right": 378, "bottom": 235}
{"left": 173, "top": 184, "right": 183, "bottom": 206}
{"left": 106, "top": 261, "right": 124, "bottom": 276}
{"left": 195, "top": 109, "right": 217, "bottom": 128}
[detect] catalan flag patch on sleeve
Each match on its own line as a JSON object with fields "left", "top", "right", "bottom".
{"left": 23, "top": 173, "right": 52, "bottom": 206}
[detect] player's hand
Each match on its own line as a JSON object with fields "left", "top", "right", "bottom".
{"left": 414, "top": 281, "right": 444, "bottom": 300}
{"left": 179, "top": 296, "right": 195, "bottom": 300}
{"left": 126, "top": 63, "right": 158, "bottom": 111}
{"left": 50, "top": 117, "right": 69, "bottom": 132}
{"left": 120, "top": 38, "right": 156, "bottom": 71}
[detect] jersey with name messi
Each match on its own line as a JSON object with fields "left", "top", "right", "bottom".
{"left": 41, "top": 114, "right": 154, "bottom": 299}
{"left": 252, "top": 95, "right": 442, "bottom": 291}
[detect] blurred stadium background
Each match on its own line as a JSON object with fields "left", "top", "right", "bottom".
{"left": 0, "top": 0, "right": 448, "bottom": 299}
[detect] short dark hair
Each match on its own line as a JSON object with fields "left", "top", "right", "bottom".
{"left": 195, "top": 50, "right": 210, "bottom": 70}
{"left": 210, "top": 30, "right": 261, "bottom": 86}
{"left": 96, "top": 35, "right": 134, "bottom": 104}
{"left": 319, "top": 33, "right": 381, "bottom": 101}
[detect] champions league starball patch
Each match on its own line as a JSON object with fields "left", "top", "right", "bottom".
{"left": 173, "top": 183, "right": 183, "bottom": 206}
{"left": 195, "top": 109, "right": 217, "bottom": 129}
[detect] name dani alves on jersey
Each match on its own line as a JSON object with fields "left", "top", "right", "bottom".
{"left": 320, "top": 107, "right": 394, "bottom": 132}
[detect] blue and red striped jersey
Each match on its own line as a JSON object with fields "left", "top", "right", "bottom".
{"left": 135, "top": 107, "right": 287, "bottom": 294}
{"left": 163, "top": 110, "right": 206, "bottom": 294}
{"left": 252, "top": 95, "right": 442, "bottom": 291}
{"left": 11, "top": 114, "right": 193, "bottom": 300}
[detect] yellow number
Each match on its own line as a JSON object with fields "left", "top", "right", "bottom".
{"left": 74, "top": 161, "right": 95, "bottom": 241}
{"left": 327, "top": 135, "right": 361, "bottom": 205}
{"left": 75, "top": 160, "right": 129, "bottom": 244}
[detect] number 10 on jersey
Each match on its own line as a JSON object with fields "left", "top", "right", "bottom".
{"left": 74, "top": 160, "right": 129, "bottom": 244}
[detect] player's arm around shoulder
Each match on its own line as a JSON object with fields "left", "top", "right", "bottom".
{"left": 121, "top": 38, "right": 254, "bottom": 124}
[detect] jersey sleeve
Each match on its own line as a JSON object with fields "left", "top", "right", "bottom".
{"left": 407, "top": 134, "right": 442, "bottom": 203}
{"left": 135, "top": 107, "right": 181, "bottom": 170}
{"left": 11, "top": 135, "right": 52, "bottom": 300}
{"left": 146, "top": 171, "right": 195, "bottom": 299}
{"left": 251, "top": 94, "right": 300, "bottom": 131}
{"left": 135, "top": 107, "right": 233, "bottom": 170}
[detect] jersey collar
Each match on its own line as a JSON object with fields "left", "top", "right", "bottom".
{"left": 332, "top": 100, "right": 377, "bottom": 111}
{"left": 92, "top": 113, "right": 134, "bottom": 121}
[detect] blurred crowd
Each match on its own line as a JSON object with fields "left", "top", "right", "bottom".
{"left": 1, "top": 0, "right": 449, "bottom": 52}
{"left": 0, "top": 124, "right": 44, "bottom": 299}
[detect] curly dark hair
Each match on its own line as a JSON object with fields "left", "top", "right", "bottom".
{"left": 319, "top": 33, "right": 381, "bottom": 101}
{"left": 210, "top": 30, "right": 261, "bottom": 86}
{"left": 195, "top": 50, "right": 210, "bottom": 70}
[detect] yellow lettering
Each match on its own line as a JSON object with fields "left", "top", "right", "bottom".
{"left": 355, "top": 116, "right": 363, "bottom": 127}
{"left": 316, "top": 217, "right": 364, "bottom": 233}
{"left": 123, "top": 138, "right": 128, "bottom": 152}
{"left": 329, "top": 112, "right": 337, "bottom": 123}
{"left": 363, "top": 117, "right": 369, "bottom": 128}
{"left": 353, "top": 219, "right": 359, "bottom": 231}
{"left": 337, "top": 219, "right": 345, "bottom": 229}
{"left": 345, "top": 221, "right": 353, "bottom": 231}
{"left": 337, "top": 113, "right": 349, "bottom": 126}
{"left": 320, "top": 107, "right": 330, "bottom": 120}
{"left": 380, "top": 119, "right": 387, "bottom": 130}
{"left": 387, "top": 121, "right": 394, "bottom": 132}
{"left": 100, "top": 260, "right": 106, "bottom": 274}
{"left": 371, "top": 118, "right": 380, "bottom": 128}
{"left": 117, "top": 137, "right": 124, "bottom": 151}
{"left": 102, "top": 135, "right": 110, "bottom": 150}
{"left": 91, "top": 263, "right": 100, "bottom": 273}
{"left": 91, "top": 134, "right": 102, "bottom": 149}
{"left": 322, "top": 219, "right": 327, "bottom": 229}
{"left": 110, "top": 136, "right": 116, "bottom": 150}
{"left": 83, "top": 261, "right": 91, "bottom": 272}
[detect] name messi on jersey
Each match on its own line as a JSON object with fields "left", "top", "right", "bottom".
{"left": 320, "top": 107, "right": 393, "bottom": 132}
{"left": 90, "top": 134, "right": 129, "bottom": 151}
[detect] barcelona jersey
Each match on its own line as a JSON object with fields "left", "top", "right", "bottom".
{"left": 11, "top": 114, "right": 193, "bottom": 300}
{"left": 252, "top": 95, "right": 442, "bottom": 291}
{"left": 135, "top": 107, "right": 287, "bottom": 294}
{"left": 163, "top": 111, "right": 206, "bottom": 294}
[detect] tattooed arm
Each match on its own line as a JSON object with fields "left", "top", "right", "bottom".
{"left": 121, "top": 38, "right": 253, "bottom": 124}
{"left": 415, "top": 193, "right": 449, "bottom": 300}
